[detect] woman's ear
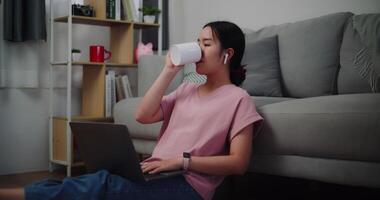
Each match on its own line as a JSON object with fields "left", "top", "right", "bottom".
{"left": 226, "top": 48, "right": 235, "bottom": 58}
{"left": 223, "top": 48, "right": 235, "bottom": 64}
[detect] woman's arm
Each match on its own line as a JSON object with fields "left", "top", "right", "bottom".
{"left": 189, "top": 124, "right": 253, "bottom": 175}
{"left": 141, "top": 124, "right": 254, "bottom": 175}
{"left": 135, "top": 54, "right": 183, "bottom": 124}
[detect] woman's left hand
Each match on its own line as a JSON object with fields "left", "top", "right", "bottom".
{"left": 141, "top": 158, "right": 182, "bottom": 174}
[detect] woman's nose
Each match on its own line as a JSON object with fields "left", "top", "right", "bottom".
{"left": 199, "top": 46, "right": 204, "bottom": 57}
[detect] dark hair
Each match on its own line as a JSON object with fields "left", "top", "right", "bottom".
{"left": 203, "top": 21, "right": 246, "bottom": 86}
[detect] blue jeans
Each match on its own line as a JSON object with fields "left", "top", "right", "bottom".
{"left": 25, "top": 170, "right": 202, "bottom": 200}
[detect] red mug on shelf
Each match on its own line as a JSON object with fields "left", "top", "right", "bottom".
{"left": 89, "top": 45, "right": 112, "bottom": 62}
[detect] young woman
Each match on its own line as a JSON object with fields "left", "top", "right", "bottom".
{"left": 0, "top": 21, "right": 263, "bottom": 200}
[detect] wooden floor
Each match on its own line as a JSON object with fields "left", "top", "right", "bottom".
{"left": 0, "top": 167, "right": 86, "bottom": 188}
{"left": 1, "top": 170, "right": 379, "bottom": 200}
{"left": 0, "top": 171, "right": 64, "bottom": 188}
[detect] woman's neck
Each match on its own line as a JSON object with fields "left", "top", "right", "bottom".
{"left": 203, "top": 70, "right": 232, "bottom": 90}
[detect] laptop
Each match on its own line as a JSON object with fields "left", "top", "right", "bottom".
{"left": 69, "top": 121, "right": 184, "bottom": 182}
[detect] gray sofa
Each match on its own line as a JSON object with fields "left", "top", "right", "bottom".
{"left": 113, "top": 12, "right": 380, "bottom": 190}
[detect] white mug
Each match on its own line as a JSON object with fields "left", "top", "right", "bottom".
{"left": 170, "top": 42, "right": 201, "bottom": 65}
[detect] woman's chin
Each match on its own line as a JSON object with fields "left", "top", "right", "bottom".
{"left": 195, "top": 64, "right": 204, "bottom": 74}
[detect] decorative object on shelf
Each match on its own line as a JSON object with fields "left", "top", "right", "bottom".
{"left": 138, "top": 6, "right": 161, "bottom": 23}
{"left": 134, "top": 42, "right": 153, "bottom": 63}
{"left": 71, "top": 48, "right": 82, "bottom": 61}
{"left": 89, "top": 45, "right": 112, "bottom": 62}
{"left": 72, "top": 4, "right": 95, "bottom": 17}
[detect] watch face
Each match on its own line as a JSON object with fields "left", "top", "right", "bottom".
{"left": 183, "top": 152, "right": 191, "bottom": 158}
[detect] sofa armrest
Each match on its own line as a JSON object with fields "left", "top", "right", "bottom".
{"left": 138, "top": 55, "right": 184, "bottom": 97}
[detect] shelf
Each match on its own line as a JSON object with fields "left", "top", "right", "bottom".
{"left": 73, "top": 61, "right": 104, "bottom": 66}
{"left": 133, "top": 22, "right": 160, "bottom": 29}
{"left": 55, "top": 16, "right": 159, "bottom": 29}
{"left": 50, "top": 0, "right": 161, "bottom": 177}
{"left": 105, "top": 63, "right": 138, "bottom": 68}
{"left": 52, "top": 61, "right": 137, "bottom": 68}
{"left": 53, "top": 116, "right": 114, "bottom": 122}
{"left": 50, "top": 159, "right": 84, "bottom": 167}
{"left": 55, "top": 15, "right": 131, "bottom": 26}
{"left": 51, "top": 61, "right": 69, "bottom": 65}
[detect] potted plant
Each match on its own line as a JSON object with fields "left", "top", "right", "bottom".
{"left": 71, "top": 48, "right": 81, "bottom": 61}
{"left": 138, "top": 6, "right": 161, "bottom": 23}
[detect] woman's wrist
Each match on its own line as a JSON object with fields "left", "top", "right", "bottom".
{"left": 162, "top": 65, "right": 180, "bottom": 75}
{"left": 174, "top": 157, "right": 183, "bottom": 170}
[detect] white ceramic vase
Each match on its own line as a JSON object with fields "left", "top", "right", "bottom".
{"left": 143, "top": 15, "right": 155, "bottom": 23}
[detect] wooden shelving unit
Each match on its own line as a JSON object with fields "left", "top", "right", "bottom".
{"left": 55, "top": 15, "right": 160, "bottom": 28}
{"left": 49, "top": 0, "right": 161, "bottom": 176}
{"left": 52, "top": 61, "right": 138, "bottom": 68}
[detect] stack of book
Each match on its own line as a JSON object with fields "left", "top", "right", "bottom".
{"left": 106, "top": 0, "right": 140, "bottom": 21}
{"left": 121, "top": 0, "right": 140, "bottom": 21}
{"left": 105, "top": 70, "right": 133, "bottom": 117}
{"left": 106, "top": 0, "right": 119, "bottom": 20}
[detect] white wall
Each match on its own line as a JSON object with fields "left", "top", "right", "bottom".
{"left": 0, "top": 0, "right": 3, "bottom": 86}
{"left": 169, "top": 0, "right": 380, "bottom": 43}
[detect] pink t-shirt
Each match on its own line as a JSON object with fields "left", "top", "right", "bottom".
{"left": 143, "top": 82, "right": 263, "bottom": 200}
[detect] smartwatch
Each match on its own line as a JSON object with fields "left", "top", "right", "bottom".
{"left": 183, "top": 152, "right": 191, "bottom": 171}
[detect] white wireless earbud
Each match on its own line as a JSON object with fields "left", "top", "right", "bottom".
{"left": 223, "top": 53, "right": 229, "bottom": 64}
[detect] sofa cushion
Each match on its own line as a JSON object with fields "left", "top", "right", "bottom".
{"left": 338, "top": 17, "right": 372, "bottom": 94}
{"left": 251, "top": 96, "right": 294, "bottom": 108}
{"left": 253, "top": 93, "right": 380, "bottom": 162}
{"left": 242, "top": 36, "right": 283, "bottom": 97}
{"left": 246, "top": 12, "right": 353, "bottom": 98}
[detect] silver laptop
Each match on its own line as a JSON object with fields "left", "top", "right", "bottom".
{"left": 69, "top": 121, "right": 184, "bottom": 182}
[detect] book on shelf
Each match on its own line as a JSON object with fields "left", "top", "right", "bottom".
{"left": 105, "top": 70, "right": 116, "bottom": 117}
{"left": 106, "top": 72, "right": 133, "bottom": 117}
{"left": 129, "top": 0, "right": 139, "bottom": 22}
{"left": 121, "top": 74, "right": 133, "bottom": 98}
{"left": 110, "top": 71, "right": 117, "bottom": 110}
{"left": 121, "top": 0, "right": 131, "bottom": 21}
{"left": 106, "top": 0, "right": 116, "bottom": 19}
{"left": 105, "top": 72, "right": 112, "bottom": 117}
{"left": 121, "top": 0, "right": 139, "bottom": 21}
{"left": 115, "top": 0, "right": 121, "bottom": 20}
{"left": 115, "top": 76, "right": 125, "bottom": 101}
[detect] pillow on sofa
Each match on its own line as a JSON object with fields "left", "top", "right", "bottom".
{"left": 352, "top": 14, "right": 380, "bottom": 93}
{"left": 183, "top": 71, "right": 207, "bottom": 84}
{"left": 181, "top": 63, "right": 207, "bottom": 84}
{"left": 245, "top": 12, "right": 353, "bottom": 98}
{"left": 338, "top": 17, "right": 372, "bottom": 94}
{"left": 241, "top": 35, "right": 283, "bottom": 97}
